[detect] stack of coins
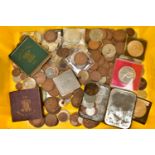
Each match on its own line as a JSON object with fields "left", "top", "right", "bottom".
{"left": 10, "top": 27, "right": 151, "bottom": 129}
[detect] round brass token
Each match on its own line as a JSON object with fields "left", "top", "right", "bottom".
{"left": 134, "top": 99, "right": 147, "bottom": 118}
{"left": 23, "top": 77, "right": 36, "bottom": 89}
{"left": 127, "top": 40, "right": 144, "bottom": 57}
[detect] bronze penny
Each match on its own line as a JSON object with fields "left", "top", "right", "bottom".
{"left": 105, "top": 29, "right": 113, "bottom": 40}
{"left": 89, "top": 63, "right": 98, "bottom": 71}
{"left": 73, "top": 88, "right": 84, "bottom": 97}
{"left": 70, "top": 112, "right": 81, "bottom": 126}
{"left": 127, "top": 40, "right": 144, "bottom": 57}
{"left": 44, "top": 97, "right": 61, "bottom": 114}
{"left": 98, "top": 66, "right": 108, "bottom": 76}
{"left": 90, "top": 71, "right": 101, "bottom": 81}
{"left": 29, "top": 118, "right": 45, "bottom": 128}
{"left": 90, "top": 50, "right": 102, "bottom": 62}
{"left": 102, "top": 29, "right": 107, "bottom": 40}
{"left": 85, "top": 83, "right": 99, "bottom": 96}
{"left": 44, "top": 30, "right": 58, "bottom": 43}
{"left": 126, "top": 28, "right": 136, "bottom": 37}
{"left": 113, "top": 30, "right": 126, "bottom": 42}
{"left": 15, "top": 82, "right": 23, "bottom": 90}
{"left": 83, "top": 118, "right": 99, "bottom": 129}
{"left": 71, "top": 96, "right": 83, "bottom": 108}
{"left": 45, "top": 114, "right": 58, "bottom": 126}
{"left": 57, "top": 110, "right": 69, "bottom": 122}
{"left": 134, "top": 99, "right": 147, "bottom": 118}
{"left": 115, "top": 42, "right": 125, "bottom": 54}
{"left": 20, "top": 73, "right": 27, "bottom": 80}
{"left": 85, "top": 29, "right": 90, "bottom": 42}
{"left": 57, "top": 47, "right": 70, "bottom": 58}
{"left": 33, "top": 71, "right": 46, "bottom": 85}
{"left": 58, "top": 59, "right": 69, "bottom": 71}
{"left": 97, "top": 56, "right": 105, "bottom": 66}
{"left": 139, "top": 78, "right": 147, "bottom": 90}
{"left": 42, "top": 78, "right": 54, "bottom": 91}
{"left": 12, "top": 68, "right": 21, "bottom": 77}
{"left": 88, "top": 40, "right": 101, "bottom": 50}
{"left": 74, "top": 52, "right": 88, "bottom": 65}
{"left": 48, "top": 86, "right": 60, "bottom": 97}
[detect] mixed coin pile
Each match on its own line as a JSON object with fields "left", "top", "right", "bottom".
{"left": 9, "top": 27, "right": 152, "bottom": 129}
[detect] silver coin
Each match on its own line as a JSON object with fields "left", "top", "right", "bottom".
{"left": 98, "top": 76, "right": 106, "bottom": 85}
{"left": 89, "top": 29, "right": 103, "bottom": 41}
{"left": 64, "top": 29, "right": 81, "bottom": 44}
{"left": 85, "top": 107, "right": 96, "bottom": 116}
{"left": 23, "top": 77, "right": 36, "bottom": 89}
{"left": 13, "top": 75, "right": 21, "bottom": 83}
{"left": 102, "top": 44, "right": 116, "bottom": 59}
{"left": 118, "top": 66, "right": 136, "bottom": 84}
{"left": 45, "top": 67, "right": 59, "bottom": 78}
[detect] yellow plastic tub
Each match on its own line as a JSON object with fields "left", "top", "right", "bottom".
{"left": 0, "top": 26, "right": 154, "bottom": 129}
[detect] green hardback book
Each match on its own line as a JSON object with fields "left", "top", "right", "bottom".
{"left": 9, "top": 36, "right": 50, "bottom": 75}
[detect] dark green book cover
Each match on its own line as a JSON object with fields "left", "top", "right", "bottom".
{"left": 9, "top": 36, "right": 50, "bottom": 75}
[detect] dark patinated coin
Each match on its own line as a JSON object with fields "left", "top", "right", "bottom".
{"left": 84, "top": 83, "right": 99, "bottom": 96}
{"left": 29, "top": 117, "right": 45, "bottom": 128}
{"left": 83, "top": 118, "right": 99, "bottom": 129}
{"left": 70, "top": 112, "right": 81, "bottom": 126}
{"left": 139, "top": 77, "right": 147, "bottom": 90}
{"left": 57, "top": 110, "right": 69, "bottom": 122}
{"left": 126, "top": 28, "right": 136, "bottom": 37}
{"left": 44, "top": 97, "right": 61, "bottom": 114}
{"left": 57, "top": 47, "right": 70, "bottom": 58}
{"left": 71, "top": 96, "right": 83, "bottom": 108}
{"left": 45, "top": 114, "right": 58, "bottom": 126}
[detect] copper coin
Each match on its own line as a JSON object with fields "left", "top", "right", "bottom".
{"left": 44, "top": 30, "right": 58, "bottom": 43}
{"left": 90, "top": 50, "right": 102, "bottom": 62}
{"left": 15, "top": 82, "right": 23, "bottom": 90}
{"left": 85, "top": 83, "right": 99, "bottom": 96}
{"left": 102, "top": 29, "right": 107, "bottom": 40}
{"left": 20, "top": 73, "right": 27, "bottom": 80}
{"left": 57, "top": 47, "right": 70, "bottom": 58}
{"left": 83, "top": 118, "right": 99, "bottom": 129}
{"left": 74, "top": 52, "right": 88, "bottom": 65}
{"left": 134, "top": 98, "right": 147, "bottom": 118}
{"left": 42, "top": 78, "right": 54, "bottom": 91}
{"left": 97, "top": 66, "right": 108, "bottom": 76}
{"left": 90, "top": 71, "right": 101, "bottom": 81}
{"left": 44, "top": 97, "right": 61, "bottom": 114}
{"left": 113, "top": 30, "right": 126, "bottom": 41}
{"left": 58, "top": 59, "right": 69, "bottom": 71}
{"left": 12, "top": 68, "right": 21, "bottom": 77}
{"left": 97, "top": 56, "right": 105, "bottom": 66}
{"left": 70, "top": 112, "right": 81, "bottom": 126}
{"left": 105, "top": 29, "right": 113, "bottom": 40}
{"left": 127, "top": 40, "right": 144, "bottom": 57}
{"left": 45, "top": 114, "right": 58, "bottom": 126}
{"left": 102, "top": 40, "right": 113, "bottom": 46}
{"left": 88, "top": 40, "right": 101, "bottom": 50}
{"left": 48, "top": 86, "right": 60, "bottom": 97}
{"left": 115, "top": 42, "right": 125, "bottom": 54}
{"left": 126, "top": 28, "right": 136, "bottom": 37}
{"left": 89, "top": 63, "right": 98, "bottom": 71}
{"left": 139, "top": 78, "right": 147, "bottom": 90}
{"left": 29, "top": 118, "right": 45, "bottom": 128}
{"left": 85, "top": 29, "right": 90, "bottom": 42}
{"left": 73, "top": 88, "right": 84, "bottom": 97}
{"left": 71, "top": 96, "right": 83, "bottom": 108}
{"left": 33, "top": 71, "right": 46, "bottom": 85}
{"left": 57, "top": 110, "right": 70, "bottom": 122}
